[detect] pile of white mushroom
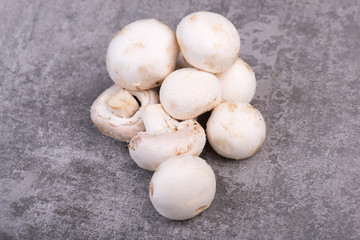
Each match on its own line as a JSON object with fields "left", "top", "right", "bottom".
{"left": 90, "top": 11, "right": 266, "bottom": 220}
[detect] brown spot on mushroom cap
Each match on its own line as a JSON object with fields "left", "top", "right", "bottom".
{"left": 212, "top": 24, "right": 223, "bottom": 33}
{"left": 175, "top": 144, "right": 192, "bottom": 156}
{"left": 134, "top": 42, "right": 145, "bottom": 48}
{"left": 182, "top": 121, "right": 190, "bottom": 128}
{"left": 194, "top": 205, "right": 209, "bottom": 214}
{"left": 149, "top": 181, "right": 154, "bottom": 198}
{"left": 227, "top": 102, "right": 238, "bottom": 112}
{"left": 129, "top": 135, "right": 142, "bottom": 151}
{"left": 170, "top": 102, "right": 178, "bottom": 109}
{"left": 175, "top": 149, "right": 186, "bottom": 156}
{"left": 204, "top": 54, "right": 218, "bottom": 70}
{"left": 123, "top": 42, "right": 145, "bottom": 54}
{"left": 213, "top": 43, "right": 223, "bottom": 50}
{"left": 190, "top": 14, "right": 198, "bottom": 22}
{"left": 182, "top": 120, "right": 203, "bottom": 134}
{"left": 213, "top": 137, "right": 235, "bottom": 154}
{"left": 137, "top": 66, "right": 148, "bottom": 75}
{"left": 204, "top": 59, "right": 215, "bottom": 70}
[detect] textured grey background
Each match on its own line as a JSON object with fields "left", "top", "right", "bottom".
{"left": 1, "top": 0, "right": 360, "bottom": 239}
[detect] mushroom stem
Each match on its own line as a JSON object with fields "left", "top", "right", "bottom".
{"left": 141, "top": 104, "right": 178, "bottom": 132}
{"left": 128, "top": 104, "right": 206, "bottom": 171}
{"left": 107, "top": 89, "right": 140, "bottom": 118}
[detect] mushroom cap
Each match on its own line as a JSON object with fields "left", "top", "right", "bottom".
{"left": 129, "top": 119, "right": 206, "bottom": 171}
{"left": 206, "top": 102, "right": 266, "bottom": 160}
{"left": 90, "top": 85, "right": 159, "bottom": 142}
{"left": 149, "top": 155, "right": 216, "bottom": 220}
{"left": 176, "top": 11, "right": 240, "bottom": 73}
{"left": 216, "top": 58, "right": 256, "bottom": 103}
{"left": 160, "top": 68, "right": 222, "bottom": 120}
{"left": 106, "top": 19, "right": 179, "bottom": 90}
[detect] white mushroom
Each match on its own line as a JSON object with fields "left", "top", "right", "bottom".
{"left": 129, "top": 104, "right": 206, "bottom": 171}
{"left": 160, "top": 68, "right": 222, "bottom": 120}
{"left": 176, "top": 11, "right": 240, "bottom": 73}
{"left": 149, "top": 155, "right": 216, "bottom": 220}
{"left": 206, "top": 102, "right": 266, "bottom": 160}
{"left": 215, "top": 58, "right": 256, "bottom": 103}
{"left": 90, "top": 85, "right": 159, "bottom": 142}
{"left": 106, "top": 19, "right": 179, "bottom": 90}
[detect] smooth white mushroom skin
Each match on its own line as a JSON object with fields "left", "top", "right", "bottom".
{"left": 106, "top": 19, "right": 179, "bottom": 90}
{"left": 215, "top": 58, "right": 256, "bottom": 103}
{"left": 206, "top": 102, "right": 266, "bottom": 160}
{"left": 160, "top": 68, "right": 222, "bottom": 120}
{"left": 129, "top": 104, "right": 206, "bottom": 171}
{"left": 176, "top": 11, "right": 240, "bottom": 73}
{"left": 90, "top": 85, "right": 159, "bottom": 142}
{"left": 149, "top": 155, "right": 216, "bottom": 220}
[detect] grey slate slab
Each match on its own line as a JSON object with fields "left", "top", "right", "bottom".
{"left": 1, "top": 0, "right": 359, "bottom": 239}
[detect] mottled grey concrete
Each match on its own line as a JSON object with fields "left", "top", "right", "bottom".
{"left": 1, "top": 0, "right": 359, "bottom": 239}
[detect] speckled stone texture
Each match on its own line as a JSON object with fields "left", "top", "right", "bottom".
{"left": 1, "top": 0, "right": 359, "bottom": 239}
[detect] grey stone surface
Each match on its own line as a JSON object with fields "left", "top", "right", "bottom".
{"left": 1, "top": 0, "right": 359, "bottom": 239}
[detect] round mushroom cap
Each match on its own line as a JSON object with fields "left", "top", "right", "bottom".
{"left": 216, "top": 58, "right": 256, "bottom": 103}
{"left": 106, "top": 19, "right": 179, "bottom": 90}
{"left": 206, "top": 102, "right": 266, "bottom": 160}
{"left": 149, "top": 155, "right": 216, "bottom": 220}
{"left": 90, "top": 85, "right": 159, "bottom": 142}
{"left": 160, "top": 68, "right": 222, "bottom": 120}
{"left": 176, "top": 11, "right": 240, "bottom": 73}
